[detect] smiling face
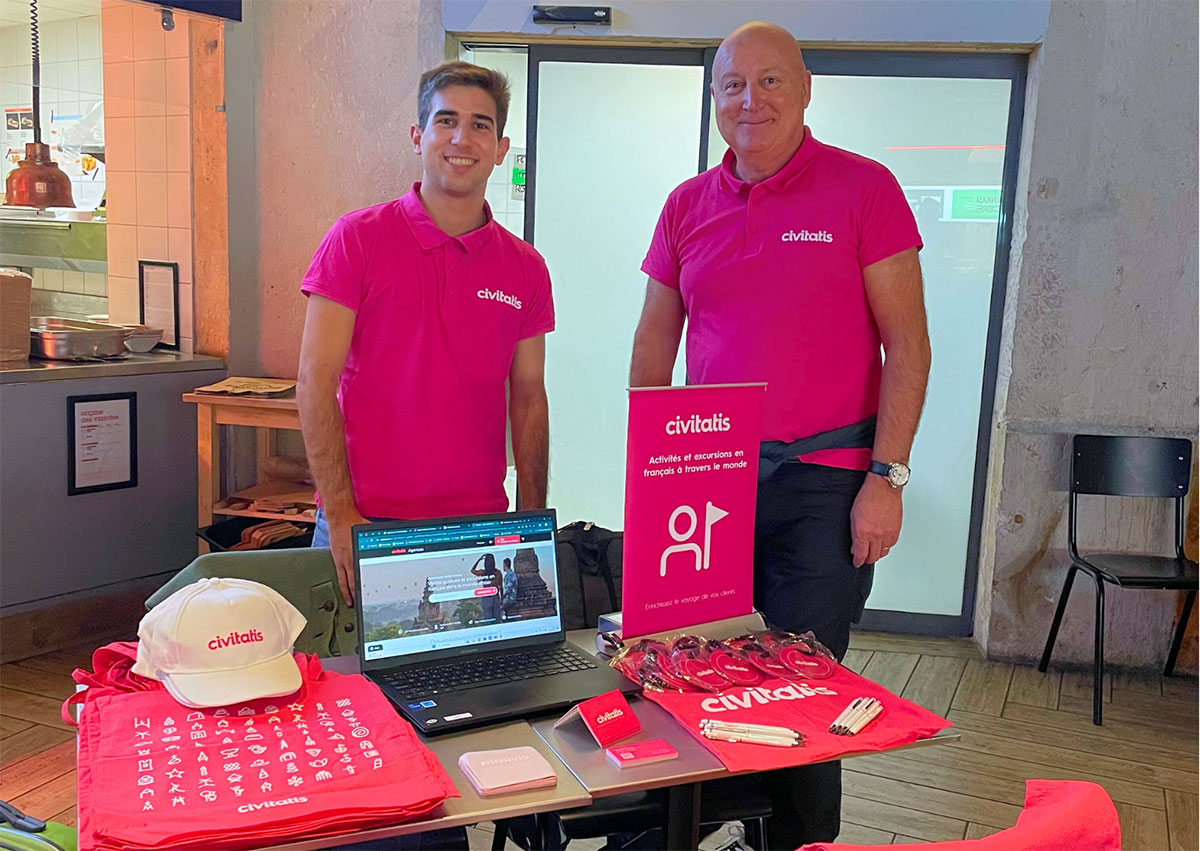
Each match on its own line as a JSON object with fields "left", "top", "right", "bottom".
{"left": 711, "top": 23, "right": 811, "bottom": 181}
{"left": 411, "top": 84, "right": 510, "bottom": 200}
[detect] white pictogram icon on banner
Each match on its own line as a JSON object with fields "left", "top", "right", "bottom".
{"left": 238, "top": 707, "right": 255, "bottom": 716}
{"left": 140, "top": 789, "right": 154, "bottom": 798}
{"left": 288, "top": 776, "right": 304, "bottom": 787}
{"left": 200, "top": 790, "right": 217, "bottom": 802}
{"left": 134, "top": 717, "right": 151, "bottom": 729}
{"left": 137, "top": 775, "right": 154, "bottom": 786}
{"left": 660, "top": 502, "right": 729, "bottom": 577}
{"left": 214, "top": 708, "right": 228, "bottom": 716}
{"left": 315, "top": 770, "right": 333, "bottom": 781}
{"left": 187, "top": 712, "right": 204, "bottom": 722}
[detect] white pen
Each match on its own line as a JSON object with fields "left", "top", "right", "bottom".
{"left": 702, "top": 730, "right": 800, "bottom": 747}
{"left": 829, "top": 697, "right": 865, "bottom": 733}
{"left": 837, "top": 698, "right": 880, "bottom": 734}
{"left": 848, "top": 701, "right": 883, "bottom": 735}
{"left": 700, "top": 723, "right": 799, "bottom": 740}
{"left": 833, "top": 698, "right": 864, "bottom": 734}
{"left": 703, "top": 728, "right": 802, "bottom": 744}
{"left": 839, "top": 698, "right": 876, "bottom": 734}
{"left": 701, "top": 720, "right": 801, "bottom": 737}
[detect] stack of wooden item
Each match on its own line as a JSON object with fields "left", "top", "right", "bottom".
{"left": 228, "top": 520, "right": 308, "bottom": 550}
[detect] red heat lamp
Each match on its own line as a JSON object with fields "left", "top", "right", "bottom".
{"left": 4, "top": 0, "right": 74, "bottom": 209}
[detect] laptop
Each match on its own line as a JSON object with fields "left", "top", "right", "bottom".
{"left": 352, "top": 509, "right": 637, "bottom": 735}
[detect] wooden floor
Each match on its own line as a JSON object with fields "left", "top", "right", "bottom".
{"left": 2, "top": 632, "right": 1196, "bottom": 850}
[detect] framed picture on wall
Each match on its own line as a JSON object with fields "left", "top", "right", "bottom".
{"left": 67, "top": 392, "right": 138, "bottom": 495}
{"left": 139, "top": 260, "right": 180, "bottom": 349}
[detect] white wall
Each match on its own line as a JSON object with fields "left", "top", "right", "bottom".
{"left": 443, "top": 0, "right": 1049, "bottom": 45}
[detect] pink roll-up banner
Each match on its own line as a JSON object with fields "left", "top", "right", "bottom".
{"left": 621, "top": 383, "right": 766, "bottom": 638}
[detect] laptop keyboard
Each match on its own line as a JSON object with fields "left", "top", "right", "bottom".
{"left": 380, "top": 645, "right": 599, "bottom": 699}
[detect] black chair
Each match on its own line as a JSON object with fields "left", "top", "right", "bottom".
{"left": 1038, "top": 434, "right": 1198, "bottom": 725}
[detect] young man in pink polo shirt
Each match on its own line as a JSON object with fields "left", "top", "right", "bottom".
{"left": 298, "top": 63, "right": 554, "bottom": 611}
{"left": 631, "top": 23, "right": 931, "bottom": 848}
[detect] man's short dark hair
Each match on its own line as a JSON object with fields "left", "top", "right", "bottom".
{"left": 417, "top": 61, "right": 510, "bottom": 137}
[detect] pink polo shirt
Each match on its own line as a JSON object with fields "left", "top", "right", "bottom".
{"left": 642, "top": 129, "right": 921, "bottom": 471}
{"left": 301, "top": 185, "right": 554, "bottom": 519}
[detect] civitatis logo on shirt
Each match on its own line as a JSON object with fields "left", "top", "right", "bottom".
{"left": 477, "top": 288, "right": 523, "bottom": 310}
{"left": 781, "top": 229, "right": 834, "bottom": 243}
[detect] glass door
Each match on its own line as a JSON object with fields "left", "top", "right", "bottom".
{"left": 527, "top": 47, "right": 704, "bottom": 529}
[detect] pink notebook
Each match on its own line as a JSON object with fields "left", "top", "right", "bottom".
{"left": 458, "top": 746, "right": 558, "bottom": 797}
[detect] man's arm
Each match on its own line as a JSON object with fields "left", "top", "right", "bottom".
{"left": 851, "top": 247, "right": 932, "bottom": 567}
{"left": 630, "top": 278, "right": 686, "bottom": 387}
{"left": 509, "top": 335, "right": 549, "bottom": 510}
{"left": 297, "top": 293, "right": 365, "bottom": 605}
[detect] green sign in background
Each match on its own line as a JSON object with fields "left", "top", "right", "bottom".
{"left": 950, "top": 188, "right": 1001, "bottom": 220}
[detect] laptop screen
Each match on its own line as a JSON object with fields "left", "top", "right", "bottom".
{"left": 355, "top": 512, "right": 562, "bottom": 664}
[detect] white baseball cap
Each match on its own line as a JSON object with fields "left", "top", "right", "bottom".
{"left": 133, "top": 577, "right": 307, "bottom": 708}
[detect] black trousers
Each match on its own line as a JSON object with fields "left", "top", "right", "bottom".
{"left": 753, "top": 462, "right": 874, "bottom": 850}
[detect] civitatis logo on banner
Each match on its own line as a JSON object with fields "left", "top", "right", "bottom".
{"left": 622, "top": 384, "right": 765, "bottom": 638}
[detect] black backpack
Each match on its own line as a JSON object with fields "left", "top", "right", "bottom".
{"left": 555, "top": 521, "right": 623, "bottom": 630}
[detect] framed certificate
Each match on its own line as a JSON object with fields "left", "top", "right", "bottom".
{"left": 67, "top": 392, "right": 138, "bottom": 495}
{"left": 139, "top": 260, "right": 180, "bottom": 349}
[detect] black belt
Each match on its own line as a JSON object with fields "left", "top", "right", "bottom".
{"left": 758, "top": 416, "right": 877, "bottom": 481}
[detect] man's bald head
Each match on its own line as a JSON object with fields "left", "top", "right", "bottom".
{"left": 714, "top": 21, "right": 807, "bottom": 78}
{"left": 710, "top": 21, "right": 812, "bottom": 182}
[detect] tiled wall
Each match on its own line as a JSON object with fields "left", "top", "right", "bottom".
{"left": 101, "top": 0, "right": 194, "bottom": 351}
{"left": 484, "top": 148, "right": 526, "bottom": 238}
{"left": 29, "top": 268, "right": 108, "bottom": 297}
{"left": 1, "top": 15, "right": 105, "bottom": 209}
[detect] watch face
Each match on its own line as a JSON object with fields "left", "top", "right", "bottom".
{"left": 889, "top": 463, "right": 911, "bottom": 487}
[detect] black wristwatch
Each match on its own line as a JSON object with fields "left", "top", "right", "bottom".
{"left": 868, "top": 460, "right": 910, "bottom": 488}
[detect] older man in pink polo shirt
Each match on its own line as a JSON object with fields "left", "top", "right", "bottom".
{"left": 298, "top": 62, "right": 553, "bottom": 611}
{"left": 631, "top": 23, "right": 931, "bottom": 848}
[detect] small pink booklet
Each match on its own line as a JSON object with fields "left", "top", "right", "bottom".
{"left": 458, "top": 746, "right": 558, "bottom": 797}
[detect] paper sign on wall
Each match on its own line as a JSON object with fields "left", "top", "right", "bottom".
{"left": 620, "top": 383, "right": 765, "bottom": 638}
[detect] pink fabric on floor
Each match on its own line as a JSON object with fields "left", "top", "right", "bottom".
{"left": 800, "top": 780, "right": 1121, "bottom": 850}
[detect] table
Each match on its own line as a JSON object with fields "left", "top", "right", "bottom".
{"left": 531, "top": 693, "right": 960, "bottom": 849}
{"left": 181, "top": 391, "right": 303, "bottom": 546}
{"left": 259, "top": 721, "right": 591, "bottom": 851}
{"left": 271, "top": 640, "right": 959, "bottom": 850}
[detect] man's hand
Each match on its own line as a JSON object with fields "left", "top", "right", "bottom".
{"left": 850, "top": 474, "right": 903, "bottom": 567}
{"left": 327, "top": 509, "right": 367, "bottom": 607}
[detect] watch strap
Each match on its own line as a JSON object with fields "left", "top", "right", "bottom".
{"left": 868, "top": 460, "right": 892, "bottom": 479}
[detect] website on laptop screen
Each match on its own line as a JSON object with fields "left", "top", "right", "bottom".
{"left": 357, "top": 514, "right": 561, "bottom": 663}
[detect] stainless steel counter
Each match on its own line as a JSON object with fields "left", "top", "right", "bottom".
{"left": 0, "top": 350, "right": 225, "bottom": 383}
